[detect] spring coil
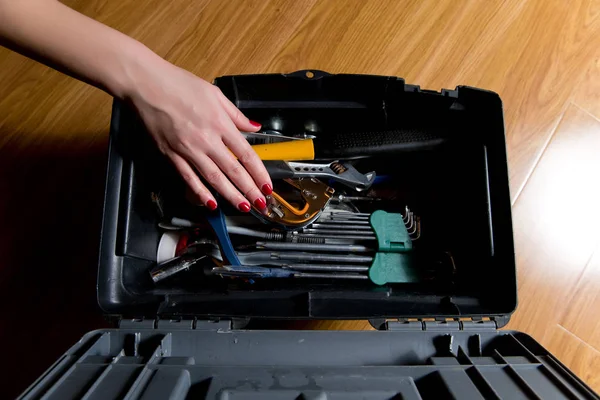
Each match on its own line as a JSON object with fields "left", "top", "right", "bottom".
{"left": 330, "top": 162, "right": 347, "bottom": 174}
{"left": 287, "top": 235, "right": 326, "bottom": 244}
{"left": 263, "top": 231, "right": 326, "bottom": 244}
{"left": 264, "top": 232, "right": 285, "bottom": 241}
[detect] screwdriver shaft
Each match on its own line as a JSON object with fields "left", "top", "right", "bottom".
{"left": 321, "top": 212, "right": 371, "bottom": 217}
{"left": 283, "top": 264, "right": 369, "bottom": 272}
{"left": 302, "top": 228, "right": 374, "bottom": 235}
{"left": 256, "top": 241, "right": 373, "bottom": 253}
{"left": 310, "top": 223, "right": 372, "bottom": 230}
{"left": 294, "top": 272, "right": 368, "bottom": 280}
{"left": 314, "top": 219, "right": 371, "bottom": 225}
{"left": 319, "top": 214, "right": 370, "bottom": 220}
{"left": 298, "top": 233, "right": 376, "bottom": 241}
{"left": 271, "top": 252, "right": 373, "bottom": 263}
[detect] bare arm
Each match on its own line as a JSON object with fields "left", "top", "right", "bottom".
{"left": 0, "top": 0, "right": 273, "bottom": 211}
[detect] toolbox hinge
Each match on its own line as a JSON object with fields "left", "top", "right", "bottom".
{"left": 385, "top": 317, "right": 498, "bottom": 331}
{"left": 118, "top": 317, "right": 233, "bottom": 331}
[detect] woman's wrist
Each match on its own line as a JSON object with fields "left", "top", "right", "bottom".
{"left": 105, "top": 38, "right": 168, "bottom": 102}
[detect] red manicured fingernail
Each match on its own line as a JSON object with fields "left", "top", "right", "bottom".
{"left": 249, "top": 120, "right": 261, "bottom": 128}
{"left": 238, "top": 202, "right": 251, "bottom": 212}
{"left": 254, "top": 198, "right": 266, "bottom": 210}
{"left": 261, "top": 184, "right": 273, "bottom": 195}
{"left": 206, "top": 200, "right": 217, "bottom": 211}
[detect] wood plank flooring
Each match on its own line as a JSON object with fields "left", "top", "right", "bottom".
{"left": 1, "top": 0, "right": 600, "bottom": 396}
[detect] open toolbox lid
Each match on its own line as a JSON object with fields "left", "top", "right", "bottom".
{"left": 19, "top": 322, "right": 599, "bottom": 399}
{"left": 18, "top": 71, "right": 599, "bottom": 398}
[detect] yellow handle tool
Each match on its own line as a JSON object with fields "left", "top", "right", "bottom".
{"left": 251, "top": 139, "right": 315, "bottom": 161}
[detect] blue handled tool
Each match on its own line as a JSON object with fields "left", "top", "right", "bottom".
{"left": 204, "top": 207, "right": 241, "bottom": 266}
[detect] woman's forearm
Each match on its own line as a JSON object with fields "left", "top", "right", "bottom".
{"left": 0, "top": 0, "right": 274, "bottom": 210}
{"left": 0, "top": 0, "right": 159, "bottom": 98}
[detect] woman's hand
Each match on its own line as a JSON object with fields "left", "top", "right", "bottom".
{"left": 126, "top": 58, "right": 272, "bottom": 212}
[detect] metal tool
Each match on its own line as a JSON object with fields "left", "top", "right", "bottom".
{"left": 314, "top": 216, "right": 371, "bottom": 223}
{"left": 333, "top": 194, "right": 382, "bottom": 202}
{"left": 309, "top": 222, "right": 371, "bottom": 229}
{"left": 298, "top": 233, "right": 376, "bottom": 241}
{"left": 199, "top": 247, "right": 373, "bottom": 268}
{"left": 281, "top": 264, "right": 369, "bottom": 272}
{"left": 318, "top": 215, "right": 371, "bottom": 222}
{"left": 251, "top": 177, "right": 335, "bottom": 229}
{"left": 264, "top": 160, "right": 376, "bottom": 192}
{"left": 271, "top": 252, "right": 373, "bottom": 263}
{"left": 292, "top": 272, "right": 368, "bottom": 280}
{"left": 164, "top": 216, "right": 368, "bottom": 244}
{"left": 403, "top": 206, "right": 421, "bottom": 240}
{"left": 317, "top": 212, "right": 371, "bottom": 222}
{"left": 213, "top": 265, "right": 368, "bottom": 280}
{"left": 242, "top": 131, "right": 301, "bottom": 145}
{"left": 256, "top": 241, "right": 373, "bottom": 253}
{"left": 164, "top": 217, "right": 330, "bottom": 243}
{"left": 150, "top": 254, "right": 206, "bottom": 283}
{"left": 301, "top": 228, "right": 375, "bottom": 235}
{"left": 211, "top": 265, "right": 294, "bottom": 278}
{"left": 321, "top": 211, "right": 371, "bottom": 217}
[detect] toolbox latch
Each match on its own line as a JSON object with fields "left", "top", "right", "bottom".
{"left": 118, "top": 317, "right": 234, "bottom": 331}
{"left": 424, "top": 320, "right": 461, "bottom": 331}
{"left": 118, "top": 318, "right": 157, "bottom": 329}
{"left": 385, "top": 318, "right": 499, "bottom": 331}
{"left": 193, "top": 319, "right": 232, "bottom": 331}
{"left": 460, "top": 320, "right": 498, "bottom": 330}
{"left": 385, "top": 320, "right": 424, "bottom": 331}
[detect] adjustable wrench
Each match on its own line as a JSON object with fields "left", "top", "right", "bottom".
{"left": 263, "top": 160, "right": 376, "bottom": 192}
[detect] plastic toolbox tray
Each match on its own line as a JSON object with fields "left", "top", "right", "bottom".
{"left": 18, "top": 71, "right": 600, "bottom": 399}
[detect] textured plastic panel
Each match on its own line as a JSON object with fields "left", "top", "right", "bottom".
{"left": 19, "top": 329, "right": 599, "bottom": 399}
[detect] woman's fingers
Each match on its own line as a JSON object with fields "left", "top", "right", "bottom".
{"left": 186, "top": 149, "right": 253, "bottom": 213}
{"left": 168, "top": 153, "right": 217, "bottom": 210}
{"left": 205, "top": 140, "right": 268, "bottom": 211}
{"left": 222, "top": 131, "right": 273, "bottom": 196}
{"left": 217, "top": 89, "right": 262, "bottom": 132}
{"left": 216, "top": 90, "right": 273, "bottom": 196}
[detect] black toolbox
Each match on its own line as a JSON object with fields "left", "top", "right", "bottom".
{"left": 19, "top": 71, "right": 599, "bottom": 399}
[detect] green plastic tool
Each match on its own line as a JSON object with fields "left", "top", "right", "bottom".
{"left": 368, "top": 210, "right": 419, "bottom": 285}
{"left": 369, "top": 210, "right": 412, "bottom": 252}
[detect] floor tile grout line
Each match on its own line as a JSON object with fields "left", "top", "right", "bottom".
{"left": 511, "top": 108, "right": 567, "bottom": 207}
{"left": 556, "top": 324, "right": 600, "bottom": 355}
{"left": 571, "top": 101, "right": 600, "bottom": 124}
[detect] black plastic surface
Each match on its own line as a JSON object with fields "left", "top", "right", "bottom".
{"left": 313, "top": 128, "right": 449, "bottom": 159}
{"left": 19, "top": 327, "right": 599, "bottom": 399}
{"left": 97, "top": 71, "right": 517, "bottom": 323}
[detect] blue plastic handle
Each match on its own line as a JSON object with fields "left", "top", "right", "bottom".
{"left": 205, "top": 208, "right": 241, "bottom": 266}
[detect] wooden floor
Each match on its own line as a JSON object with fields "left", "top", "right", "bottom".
{"left": 1, "top": 0, "right": 600, "bottom": 396}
